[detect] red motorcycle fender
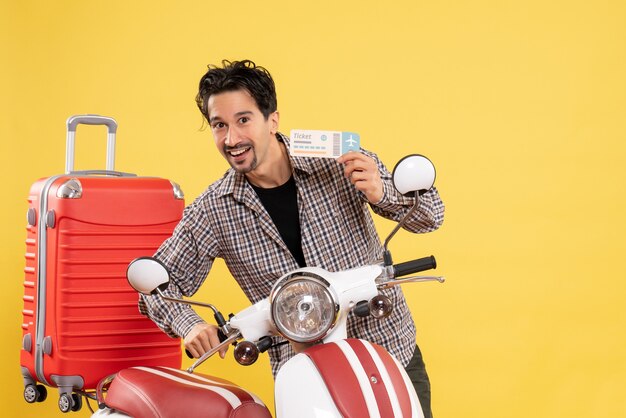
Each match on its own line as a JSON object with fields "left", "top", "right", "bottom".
{"left": 275, "top": 339, "right": 423, "bottom": 418}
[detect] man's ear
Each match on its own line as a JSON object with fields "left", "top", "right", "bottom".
{"left": 269, "top": 111, "right": 280, "bottom": 135}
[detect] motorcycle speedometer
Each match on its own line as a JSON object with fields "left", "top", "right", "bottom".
{"left": 270, "top": 273, "right": 338, "bottom": 343}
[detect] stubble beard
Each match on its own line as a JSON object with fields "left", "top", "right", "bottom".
{"left": 228, "top": 149, "right": 258, "bottom": 174}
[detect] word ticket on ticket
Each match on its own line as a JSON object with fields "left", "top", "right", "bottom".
{"left": 290, "top": 129, "right": 360, "bottom": 158}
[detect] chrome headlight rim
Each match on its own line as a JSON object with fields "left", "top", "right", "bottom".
{"left": 269, "top": 272, "right": 339, "bottom": 343}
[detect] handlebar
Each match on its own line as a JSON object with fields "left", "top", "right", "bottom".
{"left": 393, "top": 255, "right": 436, "bottom": 277}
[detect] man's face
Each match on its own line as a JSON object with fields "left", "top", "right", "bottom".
{"left": 207, "top": 89, "right": 279, "bottom": 174}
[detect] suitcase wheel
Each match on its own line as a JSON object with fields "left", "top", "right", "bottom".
{"left": 58, "top": 393, "right": 82, "bottom": 413}
{"left": 24, "top": 384, "right": 47, "bottom": 403}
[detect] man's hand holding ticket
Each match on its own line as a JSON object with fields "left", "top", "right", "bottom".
{"left": 290, "top": 129, "right": 383, "bottom": 204}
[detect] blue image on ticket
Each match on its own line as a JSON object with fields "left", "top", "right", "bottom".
{"left": 342, "top": 132, "right": 360, "bottom": 154}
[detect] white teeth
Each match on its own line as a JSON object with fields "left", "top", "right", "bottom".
{"left": 229, "top": 147, "right": 249, "bottom": 156}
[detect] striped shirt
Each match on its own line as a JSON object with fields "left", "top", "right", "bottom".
{"left": 139, "top": 133, "right": 444, "bottom": 376}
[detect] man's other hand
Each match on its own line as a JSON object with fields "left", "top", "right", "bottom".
{"left": 184, "top": 323, "right": 228, "bottom": 359}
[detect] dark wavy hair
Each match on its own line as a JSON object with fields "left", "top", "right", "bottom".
{"left": 195, "top": 60, "right": 277, "bottom": 122}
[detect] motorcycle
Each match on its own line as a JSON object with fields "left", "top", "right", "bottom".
{"left": 90, "top": 154, "right": 445, "bottom": 418}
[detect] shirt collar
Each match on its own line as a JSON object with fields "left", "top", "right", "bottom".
{"left": 280, "top": 132, "right": 314, "bottom": 175}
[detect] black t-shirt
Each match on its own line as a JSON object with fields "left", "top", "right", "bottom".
{"left": 250, "top": 176, "right": 306, "bottom": 267}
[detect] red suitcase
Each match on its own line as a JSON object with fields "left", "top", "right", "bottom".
{"left": 20, "top": 115, "right": 184, "bottom": 412}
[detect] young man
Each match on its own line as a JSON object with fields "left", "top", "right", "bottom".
{"left": 139, "top": 60, "right": 444, "bottom": 417}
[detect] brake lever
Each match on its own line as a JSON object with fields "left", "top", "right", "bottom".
{"left": 186, "top": 331, "right": 242, "bottom": 373}
{"left": 377, "top": 275, "right": 445, "bottom": 289}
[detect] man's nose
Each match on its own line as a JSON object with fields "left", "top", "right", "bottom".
{"left": 225, "top": 126, "right": 241, "bottom": 147}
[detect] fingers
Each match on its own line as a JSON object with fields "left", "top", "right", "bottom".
{"left": 338, "top": 151, "right": 377, "bottom": 179}
{"left": 184, "top": 323, "right": 212, "bottom": 358}
{"left": 337, "top": 151, "right": 369, "bottom": 175}
{"left": 184, "top": 323, "right": 228, "bottom": 359}
{"left": 337, "top": 151, "right": 383, "bottom": 203}
{"left": 207, "top": 328, "right": 229, "bottom": 359}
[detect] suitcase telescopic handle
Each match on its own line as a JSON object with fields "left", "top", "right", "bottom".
{"left": 65, "top": 115, "right": 118, "bottom": 174}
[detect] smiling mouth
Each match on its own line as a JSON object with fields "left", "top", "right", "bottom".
{"left": 229, "top": 147, "right": 250, "bottom": 156}
{"left": 226, "top": 146, "right": 253, "bottom": 162}
{"left": 229, "top": 147, "right": 250, "bottom": 157}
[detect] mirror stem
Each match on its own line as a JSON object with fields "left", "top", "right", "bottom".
{"left": 383, "top": 191, "right": 420, "bottom": 266}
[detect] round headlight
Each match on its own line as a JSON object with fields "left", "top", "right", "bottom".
{"left": 270, "top": 274, "right": 338, "bottom": 343}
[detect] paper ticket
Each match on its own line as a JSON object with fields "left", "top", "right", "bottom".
{"left": 289, "top": 129, "right": 360, "bottom": 158}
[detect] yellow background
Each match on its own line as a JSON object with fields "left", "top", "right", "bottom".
{"left": 2, "top": 0, "right": 625, "bottom": 416}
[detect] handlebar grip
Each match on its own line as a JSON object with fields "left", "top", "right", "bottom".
{"left": 394, "top": 255, "right": 437, "bottom": 277}
{"left": 257, "top": 336, "right": 273, "bottom": 353}
{"left": 353, "top": 300, "right": 371, "bottom": 318}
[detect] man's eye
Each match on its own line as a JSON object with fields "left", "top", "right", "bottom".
{"left": 212, "top": 122, "right": 225, "bottom": 129}
{"left": 239, "top": 117, "right": 249, "bottom": 124}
